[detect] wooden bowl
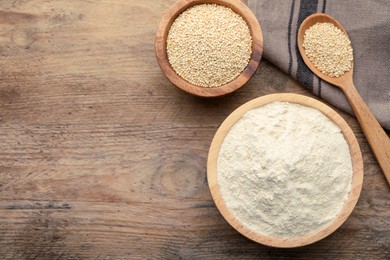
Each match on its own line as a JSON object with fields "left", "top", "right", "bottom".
{"left": 207, "top": 93, "right": 363, "bottom": 248}
{"left": 155, "top": 0, "right": 263, "bottom": 97}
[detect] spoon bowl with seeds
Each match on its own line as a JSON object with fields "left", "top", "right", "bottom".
{"left": 298, "top": 13, "right": 390, "bottom": 184}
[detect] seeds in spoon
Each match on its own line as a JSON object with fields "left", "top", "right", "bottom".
{"left": 303, "top": 22, "right": 353, "bottom": 77}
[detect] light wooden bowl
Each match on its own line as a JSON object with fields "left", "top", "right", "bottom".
{"left": 207, "top": 93, "right": 363, "bottom": 248}
{"left": 155, "top": 0, "right": 263, "bottom": 97}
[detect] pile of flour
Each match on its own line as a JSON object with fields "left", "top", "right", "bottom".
{"left": 217, "top": 102, "right": 352, "bottom": 238}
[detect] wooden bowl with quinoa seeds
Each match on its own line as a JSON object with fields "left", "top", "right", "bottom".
{"left": 155, "top": 0, "right": 263, "bottom": 97}
{"left": 207, "top": 94, "right": 363, "bottom": 248}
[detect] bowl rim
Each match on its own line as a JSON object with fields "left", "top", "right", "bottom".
{"left": 207, "top": 93, "right": 364, "bottom": 248}
{"left": 155, "top": 0, "right": 263, "bottom": 97}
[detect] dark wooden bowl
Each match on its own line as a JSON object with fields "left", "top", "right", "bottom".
{"left": 155, "top": 0, "right": 263, "bottom": 97}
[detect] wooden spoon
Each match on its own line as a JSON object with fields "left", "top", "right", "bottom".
{"left": 298, "top": 13, "right": 390, "bottom": 185}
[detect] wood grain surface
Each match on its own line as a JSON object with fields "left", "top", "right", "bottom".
{"left": 0, "top": 0, "right": 389, "bottom": 259}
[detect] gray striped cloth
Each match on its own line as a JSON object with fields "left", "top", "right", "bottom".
{"left": 247, "top": 0, "right": 390, "bottom": 130}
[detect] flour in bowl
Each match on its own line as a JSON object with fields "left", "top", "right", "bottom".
{"left": 217, "top": 102, "right": 353, "bottom": 237}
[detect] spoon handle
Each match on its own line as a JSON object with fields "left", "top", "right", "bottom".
{"left": 343, "top": 81, "right": 390, "bottom": 185}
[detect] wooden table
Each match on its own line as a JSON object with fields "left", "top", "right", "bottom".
{"left": 0, "top": 1, "right": 389, "bottom": 259}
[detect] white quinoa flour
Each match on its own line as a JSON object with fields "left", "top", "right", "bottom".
{"left": 217, "top": 102, "right": 353, "bottom": 238}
